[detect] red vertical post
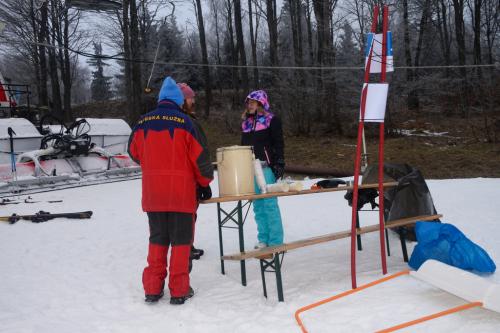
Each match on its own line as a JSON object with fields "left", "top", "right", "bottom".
{"left": 377, "top": 5, "right": 390, "bottom": 275}
{"left": 350, "top": 6, "right": 379, "bottom": 289}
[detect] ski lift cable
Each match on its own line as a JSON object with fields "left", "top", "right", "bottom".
{"left": 2, "top": 38, "right": 497, "bottom": 71}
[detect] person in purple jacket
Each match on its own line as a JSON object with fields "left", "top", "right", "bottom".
{"left": 241, "top": 90, "right": 285, "bottom": 248}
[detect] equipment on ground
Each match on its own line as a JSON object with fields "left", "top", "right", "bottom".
{"left": 363, "top": 163, "right": 440, "bottom": 241}
{"left": 1, "top": 210, "right": 93, "bottom": 224}
{"left": 0, "top": 196, "right": 63, "bottom": 205}
{"left": 0, "top": 116, "right": 140, "bottom": 197}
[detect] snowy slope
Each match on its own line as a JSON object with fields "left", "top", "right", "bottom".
{"left": 1, "top": 177, "right": 499, "bottom": 333}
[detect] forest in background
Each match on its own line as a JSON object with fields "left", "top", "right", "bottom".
{"left": 0, "top": 0, "right": 498, "bottom": 142}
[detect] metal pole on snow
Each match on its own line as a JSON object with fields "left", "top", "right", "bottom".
{"left": 350, "top": 4, "right": 390, "bottom": 288}
{"left": 377, "top": 5, "right": 390, "bottom": 276}
{"left": 7, "top": 127, "right": 17, "bottom": 181}
{"left": 350, "top": 5, "right": 379, "bottom": 289}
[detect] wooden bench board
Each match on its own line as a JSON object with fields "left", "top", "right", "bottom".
{"left": 221, "top": 214, "right": 442, "bottom": 261}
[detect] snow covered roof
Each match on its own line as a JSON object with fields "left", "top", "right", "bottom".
{"left": 77, "top": 118, "right": 131, "bottom": 136}
{"left": 0, "top": 118, "right": 42, "bottom": 139}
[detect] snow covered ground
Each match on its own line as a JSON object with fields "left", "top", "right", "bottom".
{"left": 1, "top": 176, "right": 499, "bottom": 333}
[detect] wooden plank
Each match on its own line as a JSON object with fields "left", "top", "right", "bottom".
{"left": 221, "top": 214, "right": 442, "bottom": 260}
{"left": 202, "top": 182, "right": 398, "bottom": 204}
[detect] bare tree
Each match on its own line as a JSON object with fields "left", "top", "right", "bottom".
{"left": 287, "top": 0, "right": 304, "bottom": 67}
{"left": 304, "top": 0, "right": 315, "bottom": 64}
{"left": 208, "top": 0, "right": 223, "bottom": 92}
{"left": 435, "top": 0, "right": 452, "bottom": 68}
{"left": 482, "top": 0, "right": 499, "bottom": 65}
{"left": 129, "top": 0, "right": 143, "bottom": 123}
{"left": 248, "top": 0, "right": 260, "bottom": 87}
{"left": 193, "top": 0, "right": 212, "bottom": 117}
{"left": 251, "top": 0, "right": 279, "bottom": 83}
{"left": 0, "top": 0, "right": 85, "bottom": 119}
{"left": 37, "top": 1, "right": 50, "bottom": 108}
{"left": 233, "top": 0, "right": 249, "bottom": 92}
{"left": 266, "top": 0, "right": 279, "bottom": 68}
{"left": 471, "top": 0, "right": 482, "bottom": 67}
{"left": 121, "top": 0, "right": 133, "bottom": 117}
{"left": 224, "top": 0, "right": 239, "bottom": 101}
{"left": 311, "top": 0, "right": 342, "bottom": 134}
{"left": 47, "top": 0, "right": 62, "bottom": 117}
{"left": 452, "top": 0, "right": 467, "bottom": 76}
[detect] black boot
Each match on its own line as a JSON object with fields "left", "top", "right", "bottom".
{"left": 145, "top": 289, "right": 164, "bottom": 303}
{"left": 170, "top": 287, "right": 194, "bottom": 305}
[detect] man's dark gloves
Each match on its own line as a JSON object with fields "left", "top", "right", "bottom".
{"left": 271, "top": 159, "right": 285, "bottom": 180}
{"left": 197, "top": 185, "right": 212, "bottom": 201}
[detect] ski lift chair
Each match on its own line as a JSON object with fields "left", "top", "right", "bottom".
{"left": 67, "top": 0, "right": 122, "bottom": 11}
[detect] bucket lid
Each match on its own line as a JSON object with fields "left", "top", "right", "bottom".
{"left": 216, "top": 145, "right": 253, "bottom": 152}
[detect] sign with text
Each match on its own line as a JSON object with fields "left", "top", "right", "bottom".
{"left": 365, "top": 32, "right": 394, "bottom": 73}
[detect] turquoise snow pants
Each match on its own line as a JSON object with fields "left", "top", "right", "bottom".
{"left": 253, "top": 167, "right": 284, "bottom": 246}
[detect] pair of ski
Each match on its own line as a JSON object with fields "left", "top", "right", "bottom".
{"left": 0, "top": 197, "right": 63, "bottom": 205}
{"left": 0, "top": 211, "right": 93, "bottom": 224}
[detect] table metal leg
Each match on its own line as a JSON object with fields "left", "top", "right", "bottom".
{"left": 260, "top": 259, "right": 267, "bottom": 299}
{"left": 385, "top": 229, "right": 391, "bottom": 256}
{"left": 217, "top": 203, "right": 225, "bottom": 275}
{"left": 356, "top": 211, "right": 362, "bottom": 251}
{"left": 274, "top": 254, "right": 284, "bottom": 302}
{"left": 216, "top": 200, "right": 252, "bottom": 286}
{"left": 259, "top": 253, "right": 285, "bottom": 302}
{"left": 237, "top": 200, "right": 247, "bottom": 286}
{"left": 399, "top": 228, "right": 409, "bottom": 262}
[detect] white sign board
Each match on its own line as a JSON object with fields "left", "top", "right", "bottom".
{"left": 359, "top": 83, "right": 388, "bottom": 123}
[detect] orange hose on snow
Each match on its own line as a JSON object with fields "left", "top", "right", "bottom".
{"left": 294, "top": 270, "right": 410, "bottom": 333}
{"left": 375, "top": 301, "right": 483, "bottom": 333}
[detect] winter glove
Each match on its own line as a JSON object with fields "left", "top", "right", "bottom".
{"left": 271, "top": 160, "right": 285, "bottom": 180}
{"left": 197, "top": 185, "right": 212, "bottom": 201}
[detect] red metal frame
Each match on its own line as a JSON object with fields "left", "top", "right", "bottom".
{"left": 350, "top": 5, "right": 390, "bottom": 289}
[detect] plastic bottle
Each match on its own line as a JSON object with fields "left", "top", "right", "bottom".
{"left": 254, "top": 159, "right": 267, "bottom": 193}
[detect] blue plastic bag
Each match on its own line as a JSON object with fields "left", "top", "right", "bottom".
{"left": 409, "top": 222, "right": 496, "bottom": 273}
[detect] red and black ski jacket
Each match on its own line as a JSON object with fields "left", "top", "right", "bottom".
{"left": 128, "top": 100, "right": 213, "bottom": 213}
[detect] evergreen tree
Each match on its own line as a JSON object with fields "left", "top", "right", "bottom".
{"left": 157, "top": 16, "right": 187, "bottom": 81}
{"left": 337, "top": 21, "right": 359, "bottom": 66}
{"left": 87, "top": 42, "right": 113, "bottom": 101}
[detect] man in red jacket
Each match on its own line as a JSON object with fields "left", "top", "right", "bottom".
{"left": 128, "top": 76, "right": 213, "bottom": 305}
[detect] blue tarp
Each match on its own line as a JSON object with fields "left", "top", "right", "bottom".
{"left": 409, "top": 222, "right": 496, "bottom": 273}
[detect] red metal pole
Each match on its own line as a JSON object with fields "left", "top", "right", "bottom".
{"left": 381, "top": 6, "right": 389, "bottom": 82}
{"left": 350, "top": 5, "right": 379, "bottom": 289}
{"left": 377, "top": 5, "right": 389, "bottom": 275}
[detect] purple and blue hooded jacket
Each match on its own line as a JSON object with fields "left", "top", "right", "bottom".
{"left": 241, "top": 90, "right": 284, "bottom": 167}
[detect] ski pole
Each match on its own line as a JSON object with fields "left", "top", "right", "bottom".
{"left": 7, "top": 127, "right": 17, "bottom": 181}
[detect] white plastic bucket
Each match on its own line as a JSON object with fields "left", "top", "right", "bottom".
{"left": 216, "top": 146, "right": 255, "bottom": 197}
